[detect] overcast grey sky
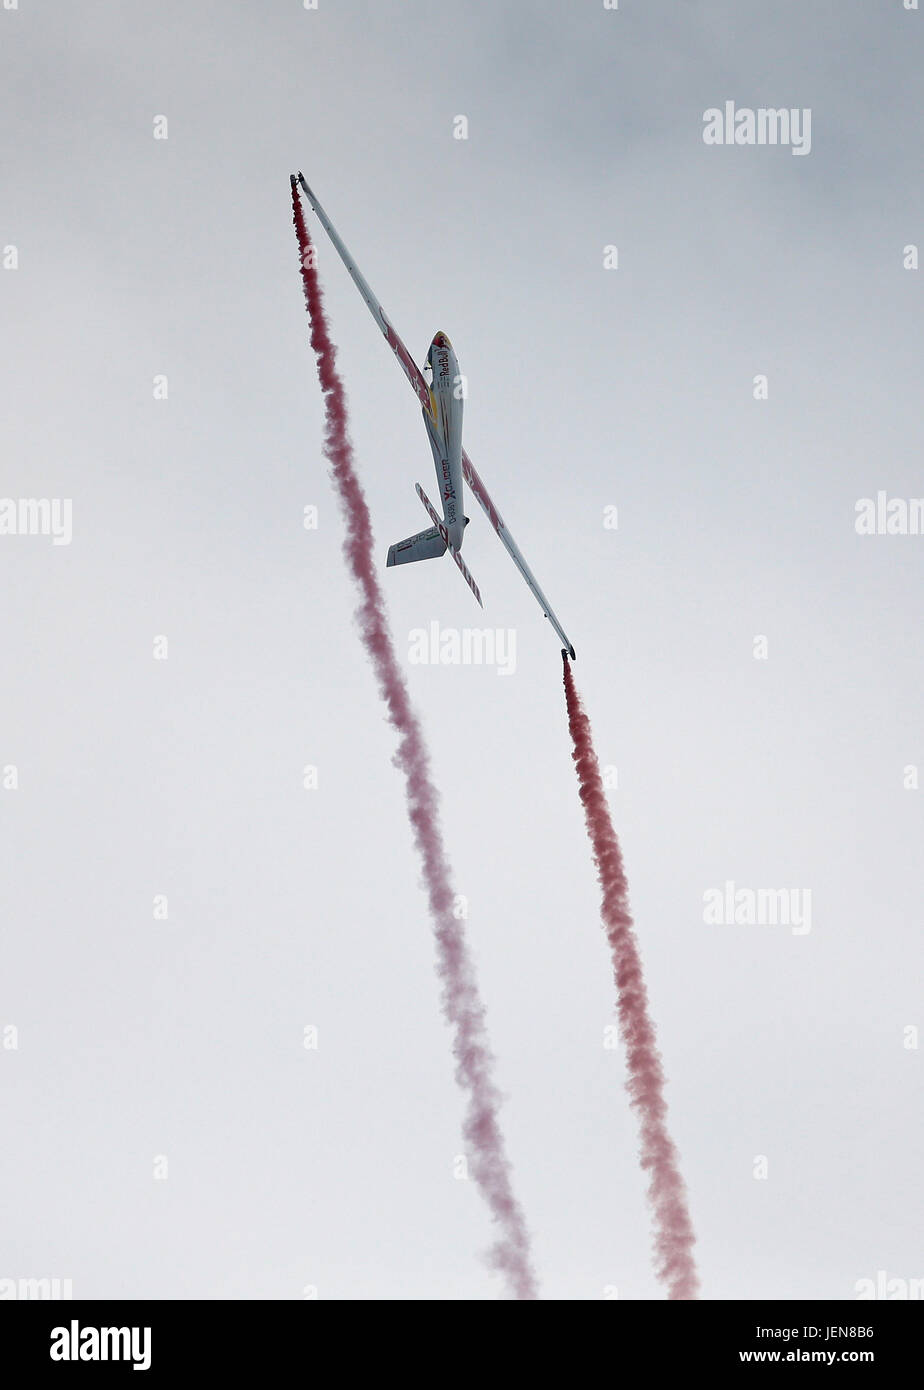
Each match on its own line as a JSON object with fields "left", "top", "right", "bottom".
{"left": 1, "top": 1, "right": 921, "bottom": 1300}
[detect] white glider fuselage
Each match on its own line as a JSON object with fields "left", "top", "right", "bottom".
{"left": 423, "top": 332, "right": 465, "bottom": 550}
{"left": 294, "top": 172, "right": 576, "bottom": 657}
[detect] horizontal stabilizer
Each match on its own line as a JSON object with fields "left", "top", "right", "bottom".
{"left": 386, "top": 524, "right": 447, "bottom": 567}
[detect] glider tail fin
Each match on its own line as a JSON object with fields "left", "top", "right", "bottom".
{"left": 386, "top": 524, "right": 447, "bottom": 568}
{"left": 415, "top": 483, "right": 483, "bottom": 608}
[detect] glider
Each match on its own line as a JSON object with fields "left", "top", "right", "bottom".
{"left": 293, "top": 173, "right": 576, "bottom": 659}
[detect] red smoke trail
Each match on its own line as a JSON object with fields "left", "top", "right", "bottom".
{"left": 562, "top": 655, "right": 699, "bottom": 1299}
{"left": 291, "top": 181, "right": 537, "bottom": 1299}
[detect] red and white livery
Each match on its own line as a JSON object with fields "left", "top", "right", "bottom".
{"left": 295, "top": 173, "right": 576, "bottom": 659}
